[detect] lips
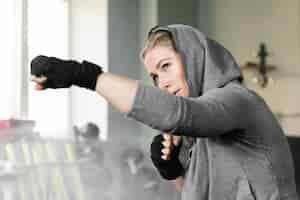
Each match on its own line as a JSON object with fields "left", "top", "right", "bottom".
{"left": 174, "top": 89, "right": 182, "bottom": 96}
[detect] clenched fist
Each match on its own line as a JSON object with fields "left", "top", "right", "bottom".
{"left": 150, "top": 134, "right": 183, "bottom": 180}
{"left": 30, "top": 55, "right": 103, "bottom": 90}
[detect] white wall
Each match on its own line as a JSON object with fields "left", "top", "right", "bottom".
{"left": 70, "top": 0, "right": 108, "bottom": 140}
{"left": 197, "top": 0, "right": 300, "bottom": 135}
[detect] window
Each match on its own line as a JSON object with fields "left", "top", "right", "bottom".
{"left": 0, "top": 0, "right": 108, "bottom": 139}
{"left": 0, "top": 1, "right": 16, "bottom": 119}
{"left": 0, "top": 1, "right": 109, "bottom": 199}
{"left": 28, "top": 0, "right": 71, "bottom": 138}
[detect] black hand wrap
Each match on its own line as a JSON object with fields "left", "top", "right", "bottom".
{"left": 150, "top": 134, "right": 183, "bottom": 180}
{"left": 31, "top": 55, "right": 103, "bottom": 90}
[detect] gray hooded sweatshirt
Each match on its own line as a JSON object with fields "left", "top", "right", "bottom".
{"left": 127, "top": 24, "right": 298, "bottom": 200}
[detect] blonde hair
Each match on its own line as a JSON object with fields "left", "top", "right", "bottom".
{"left": 141, "top": 30, "right": 176, "bottom": 60}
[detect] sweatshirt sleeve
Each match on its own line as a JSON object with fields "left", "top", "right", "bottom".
{"left": 126, "top": 82, "right": 249, "bottom": 137}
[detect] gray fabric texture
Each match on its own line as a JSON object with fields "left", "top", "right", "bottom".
{"left": 127, "top": 24, "right": 298, "bottom": 200}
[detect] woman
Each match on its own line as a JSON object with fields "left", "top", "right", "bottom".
{"left": 31, "top": 24, "right": 298, "bottom": 200}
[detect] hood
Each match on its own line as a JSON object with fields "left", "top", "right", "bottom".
{"left": 149, "top": 24, "right": 243, "bottom": 97}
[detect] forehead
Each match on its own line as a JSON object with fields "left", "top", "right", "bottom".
{"left": 144, "top": 46, "right": 177, "bottom": 72}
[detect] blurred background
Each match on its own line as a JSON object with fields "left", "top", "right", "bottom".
{"left": 0, "top": 0, "right": 300, "bottom": 199}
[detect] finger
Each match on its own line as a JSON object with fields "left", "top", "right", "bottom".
{"left": 34, "top": 84, "right": 45, "bottom": 90}
{"left": 162, "top": 140, "right": 172, "bottom": 148}
{"left": 162, "top": 148, "right": 171, "bottom": 156}
{"left": 30, "top": 75, "right": 47, "bottom": 84}
{"left": 163, "top": 133, "right": 171, "bottom": 141}
{"left": 172, "top": 136, "right": 182, "bottom": 146}
{"left": 161, "top": 154, "right": 170, "bottom": 161}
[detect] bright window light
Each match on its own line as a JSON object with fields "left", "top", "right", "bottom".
{"left": 0, "top": 1, "right": 15, "bottom": 119}
{"left": 28, "top": 0, "right": 70, "bottom": 138}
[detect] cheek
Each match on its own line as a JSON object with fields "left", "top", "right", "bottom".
{"left": 177, "top": 68, "right": 189, "bottom": 96}
{"left": 176, "top": 67, "right": 187, "bottom": 84}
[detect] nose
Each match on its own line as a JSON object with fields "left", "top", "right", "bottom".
{"left": 158, "top": 78, "right": 172, "bottom": 92}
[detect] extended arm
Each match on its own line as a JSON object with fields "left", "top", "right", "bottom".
{"left": 30, "top": 55, "right": 138, "bottom": 114}
{"left": 95, "top": 72, "right": 138, "bottom": 113}
{"left": 31, "top": 56, "right": 247, "bottom": 138}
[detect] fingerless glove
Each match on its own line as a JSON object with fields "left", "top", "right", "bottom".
{"left": 150, "top": 134, "right": 183, "bottom": 180}
{"left": 31, "top": 55, "right": 103, "bottom": 90}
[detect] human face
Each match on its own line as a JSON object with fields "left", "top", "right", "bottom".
{"left": 144, "top": 46, "right": 189, "bottom": 97}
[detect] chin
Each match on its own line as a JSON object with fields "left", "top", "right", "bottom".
{"left": 181, "top": 90, "right": 188, "bottom": 97}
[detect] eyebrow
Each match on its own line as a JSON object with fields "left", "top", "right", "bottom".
{"left": 149, "top": 57, "right": 171, "bottom": 77}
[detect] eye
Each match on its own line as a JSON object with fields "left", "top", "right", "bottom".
{"left": 161, "top": 63, "right": 170, "bottom": 71}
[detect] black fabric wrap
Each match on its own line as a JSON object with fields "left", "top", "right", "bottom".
{"left": 31, "top": 55, "right": 103, "bottom": 90}
{"left": 150, "top": 134, "right": 183, "bottom": 180}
